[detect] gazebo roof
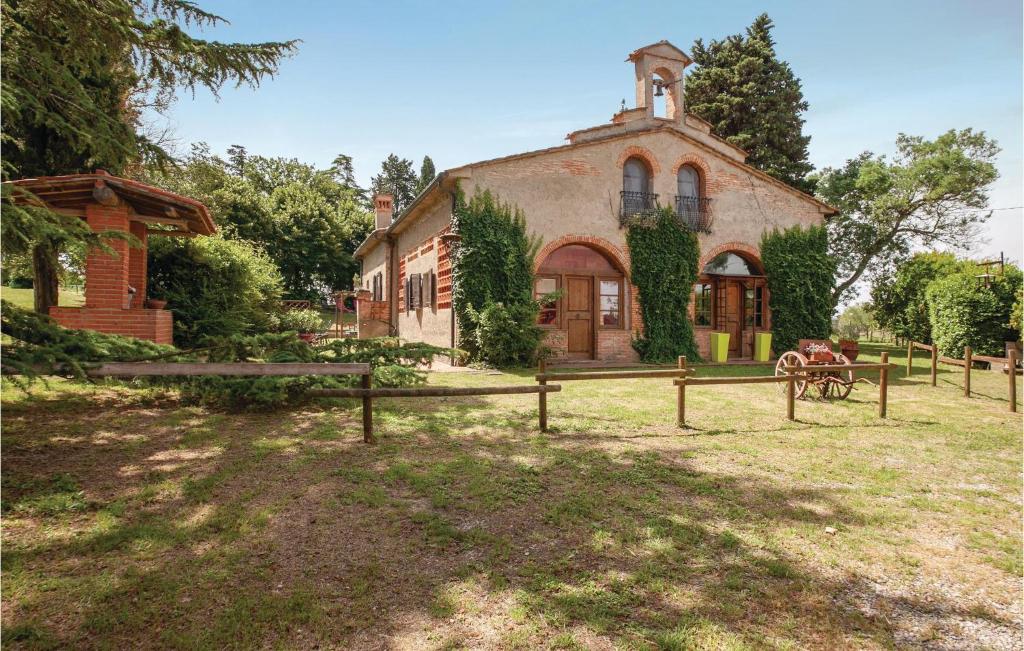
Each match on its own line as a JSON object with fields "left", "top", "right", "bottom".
{"left": 6, "top": 170, "right": 216, "bottom": 236}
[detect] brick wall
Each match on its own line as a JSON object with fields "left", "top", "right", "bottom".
{"left": 50, "top": 307, "right": 173, "bottom": 344}
{"left": 128, "top": 221, "right": 148, "bottom": 304}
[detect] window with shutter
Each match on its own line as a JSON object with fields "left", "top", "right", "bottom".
{"left": 411, "top": 274, "right": 421, "bottom": 310}
{"left": 423, "top": 270, "right": 433, "bottom": 308}
{"left": 405, "top": 277, "right": 411, "bottom": 312}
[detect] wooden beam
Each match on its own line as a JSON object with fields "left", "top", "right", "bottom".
{"left": 676, "top": 375, "right": 799, "bottom": 386}
{"left": 309, "top": 385, "right": 562, "bottom": 398}
{"left": 87, "top": 362, "right": 370, "bottom": 377}
{"left": 92, "top": 180, "right": 119, "bottom": 207}
{"left": 536, "top": 368, "right": 692, "bottom": 382}
{"left": 146, "top": 229, "right": 196, "bottom": 238}
{"left": 784, "top": 362, "right": 896, "bottom": 373}
{"left": 131, "top": 213, "right": 189, "bottom": 228}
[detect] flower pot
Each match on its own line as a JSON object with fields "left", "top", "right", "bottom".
{"left": 809, "top": 352, "right": 833, "bottom": 363}
{"left": 145, "top": 299, "right": 167, "bottom": 310}
{"left": 709, "top": 332, "right": 730, "bottom": 363}
{"left": 754, "top": 332, "right": 772, "bottom": 362}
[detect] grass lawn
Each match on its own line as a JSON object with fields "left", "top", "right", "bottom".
{"left": 1, "top": 286, "right": 85, "bottom": 310}
{"left": 2, "top": 342, "right": 1020, "bottom": 649}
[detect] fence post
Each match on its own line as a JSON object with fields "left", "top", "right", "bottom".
{"left": 930, "top": 345, "right": 937, "bottom": 387}
{"left": 906, "top": 341, "right": 913, "bottom": 377}
{"left": 879, "top": 352, "right": 889, "bottom": 419}
{"left": 677, "top": 355, "right": 686, "bottom": 428}
{"left": 538, "top": 358, "right": 548, "bottom": 432}
{"left": 964, "top": 346, "right": 972, "bottom": 398}
{"left": 1010, "top": 349, "right": 1018, "bottom": 413}
{"left": 362, "top": 373, "right": 374, "bottom": 444}
{"left": 786, "top": 366, "right": 795, "bottom": 421}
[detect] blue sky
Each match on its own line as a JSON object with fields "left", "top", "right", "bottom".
{"left": 162, "top": 0, "right": 1023, "bottom": 267}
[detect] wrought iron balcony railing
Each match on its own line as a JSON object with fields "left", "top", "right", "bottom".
{"left": 619, "top": 191, "right": 659, "bottom": 224}
{"left": 674, "top": 195, "right": 714, "bottom": 233}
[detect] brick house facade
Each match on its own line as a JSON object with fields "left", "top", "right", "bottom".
{"left": 354, "top": 41, "right": 836, "bottom": 362}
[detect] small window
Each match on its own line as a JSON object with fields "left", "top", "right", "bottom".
{"left": 744, "top": 285, "right": 764, "bottom": 327}
{"left": 411, "top": 274, "right": 422, "bottom": 310}
{"left": 694, "top": 283, "right": 712, "bottom": 326}
{"left": 423, "top": 271, "right": 433, "bottom": 308}
{"left": 599, "top": 278, "right": 622, "bottom": 328}
{"left": 677, "top": 165, "right": 700, "bottom": 199}
{"left": 535, "top": 276, "right": 558, "bottom": 326}
{"left": 623, "top": 158, "right": 650, "bottom": 194}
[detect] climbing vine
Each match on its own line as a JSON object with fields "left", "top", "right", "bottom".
{"left": 450, "top": 186, "right": 543, "bottom": 365}
{"left": 626, "top": 207, "right": 701, "bottom": 362}
{"left": 760, "top": 224, "right": 835, "bottom": 353}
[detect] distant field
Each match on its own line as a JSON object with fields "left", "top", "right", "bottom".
{"left": 1, "top": 286, "right": 85, "bottom": 310}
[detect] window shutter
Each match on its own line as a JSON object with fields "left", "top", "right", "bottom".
{"left": 405, "top": 277, "right": 411, "bottom": 312}
{"left": 423, "top": 270, "right": 433, "bottom": 308}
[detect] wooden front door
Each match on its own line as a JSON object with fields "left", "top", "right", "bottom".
{"left": 565, "top": 276, "right": 593, "bottom": 358}
{"left": 724, "top": 280, "right": 742, "bottom": 355}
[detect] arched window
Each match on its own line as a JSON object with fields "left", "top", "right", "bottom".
{"left": 622, "top": 158, "right": 650, "bottom": 195}
{"left": 677, "top": 165, "right": 700, "bottom": 199}
{"left": 702, "top": 252, "right": 760, "bottom": 276}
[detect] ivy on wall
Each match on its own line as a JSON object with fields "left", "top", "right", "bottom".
{"left": 760, "top": 224, "right": 835, "bottom": 353}
{"left": 627, "top": 207, "right": 701, "bottom": 362}
{"left": 450, "top": 187, "right": 542, "bottom": 364}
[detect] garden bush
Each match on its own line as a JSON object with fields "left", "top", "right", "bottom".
{"left": 451, "top": 188, "right": 542, "bottom": 365}
{"left": 148, "top": 235, "right": 283, "bottom": 348}
{"left": 273, "top": 308, "right": 325, "bottom": 334}
{"left": 626, "top": 207, "right": 701, "bottom": 362}
{"left": 760, "top": 225, "right": 835, "bottom": 354}
{"left": 467, "top": 301, "right": 546, "bottom": 367}
{"left": 927, "top": 266, "right": 1022, "bottom": 357}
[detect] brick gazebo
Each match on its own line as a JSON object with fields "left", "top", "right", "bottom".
{"left": 8, "top": 171, "right": 216, "bottom": 344}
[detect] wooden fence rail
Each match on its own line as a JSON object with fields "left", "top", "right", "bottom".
{"left": 908, "top": 342, "right": 1020, "bottom": 411}
{"left": 86, "top": 362, "right": 370, "bottom": 377}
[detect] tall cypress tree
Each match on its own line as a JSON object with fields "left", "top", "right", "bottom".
{"left": 417, "top": 155, "right": 436, "bottom": 193}
{"left": 687, "top": 14, "right": 814, "bottom": 191}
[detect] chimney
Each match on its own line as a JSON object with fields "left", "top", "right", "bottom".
{"left": 374, "top": 194, "right": 394, "bottom": 229}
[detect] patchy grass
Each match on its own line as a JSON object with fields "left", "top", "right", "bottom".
{"left": 1, "top": 285, "right": 84, "bottom": 310}
{"left": 1, "top": 342, "right": 1021, "bottom": 649}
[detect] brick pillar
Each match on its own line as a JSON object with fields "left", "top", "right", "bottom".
{"left": 128, "top": 221, "right": 148, "bottom": 307}
{"left": 84, "top": 203, "right": 131, "bottom": 309}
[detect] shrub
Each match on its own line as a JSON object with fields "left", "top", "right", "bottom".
{"left": 927, "top": 267, "right": 1022, "bottom": 357}
{"left": 761, "top": 225, "right": 835, "bottom": 354}
{"left": 626, "top": 208, "right": 701, "bottom": 362}
{"left": 469, "top": 301, "right": 546, "bottom": 367}
{"left": 148, "top": 235, "right": 283, "bottom": 347}
{"left": 274, "top": 308, "right": 325, "bottom": 334}
{"left": 451, "top": 188, "right": 542, "bottom": 365}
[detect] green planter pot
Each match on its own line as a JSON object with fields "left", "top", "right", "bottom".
{"left": 754, "top": 332, "right": 772, "bottom": 362}
{"left": 709, "top": 332, "right": 730, "bottom": 362}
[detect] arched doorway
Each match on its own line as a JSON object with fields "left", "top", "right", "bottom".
{"left": 693, "top": 251, "right": 768, "bottom": 358}
{"left": 535, "top": 244, "right": 627, "bottom": 360}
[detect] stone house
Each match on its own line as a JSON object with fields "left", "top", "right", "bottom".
{"left": 354, "top": 41, "right": 836, "bottom": 362}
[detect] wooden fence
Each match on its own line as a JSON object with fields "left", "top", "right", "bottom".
{"left": 907, "top": 342, "right": 1019, "bottom": 412}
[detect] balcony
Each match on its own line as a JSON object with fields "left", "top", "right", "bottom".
{"left": 674, "top": 195, "right": 714, "bottom": 233}
{"left": 619, "top": 191, "right": 659, "bottom": 225}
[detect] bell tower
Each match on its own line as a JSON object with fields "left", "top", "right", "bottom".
{"left": 627, "top": 41, "right": 692, "bottom": 124}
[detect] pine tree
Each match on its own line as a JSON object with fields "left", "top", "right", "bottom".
{"left": 1, "top": 0, "right": 297, "bottom": 312}
{"left": 417, "top": 155, "right": 436, "bottom": 193}
{"left": 687, "top": 14, "right": 814, "bottom": 191}
{"left": 370, "top": 154, "right": 418, "bottom": 215}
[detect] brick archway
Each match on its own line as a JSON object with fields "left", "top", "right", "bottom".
{"left": 616, "top": 146, "right": 661, "bottom": 175}
{"left": 535, "top": 235, "right": 631, "bottom": 277}
{"left": 698, "top": 241, "right": 763, "bottom": 273}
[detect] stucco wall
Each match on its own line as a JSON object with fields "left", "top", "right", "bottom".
{"left": 358, "top": 240, "right": 391, "bottom": 338}
{"left": 394, "top": 196, "right": 454, "bottom": 349}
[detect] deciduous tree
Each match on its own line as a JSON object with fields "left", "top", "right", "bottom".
{"left": 815, "top": 129, "right": 999, "bottom": 307}
{"left": 370, "top": 154, "right": 418, "bottom": 215}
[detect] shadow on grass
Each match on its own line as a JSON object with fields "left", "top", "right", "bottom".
{"left": 2, "top": 379, "right": 1017, "bottom": 649}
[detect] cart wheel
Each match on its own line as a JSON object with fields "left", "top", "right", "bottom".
{"left": 827, "top": 353, "right": 855, "bottom": 400}
{"left": 775, "top": 351, "right": 808, "bottom": 399}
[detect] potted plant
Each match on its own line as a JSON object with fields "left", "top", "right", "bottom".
{"left": 839, "top": 339, "right": 860, "bottom": 361}
{"left": 277, "top": 308, "right": 325, "bottom": 343}
{"left": 145, "top": 298, "right": 167, "bottom": 310}
{"left": 804, "top": 342, "right": 834, "bottom": 363}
